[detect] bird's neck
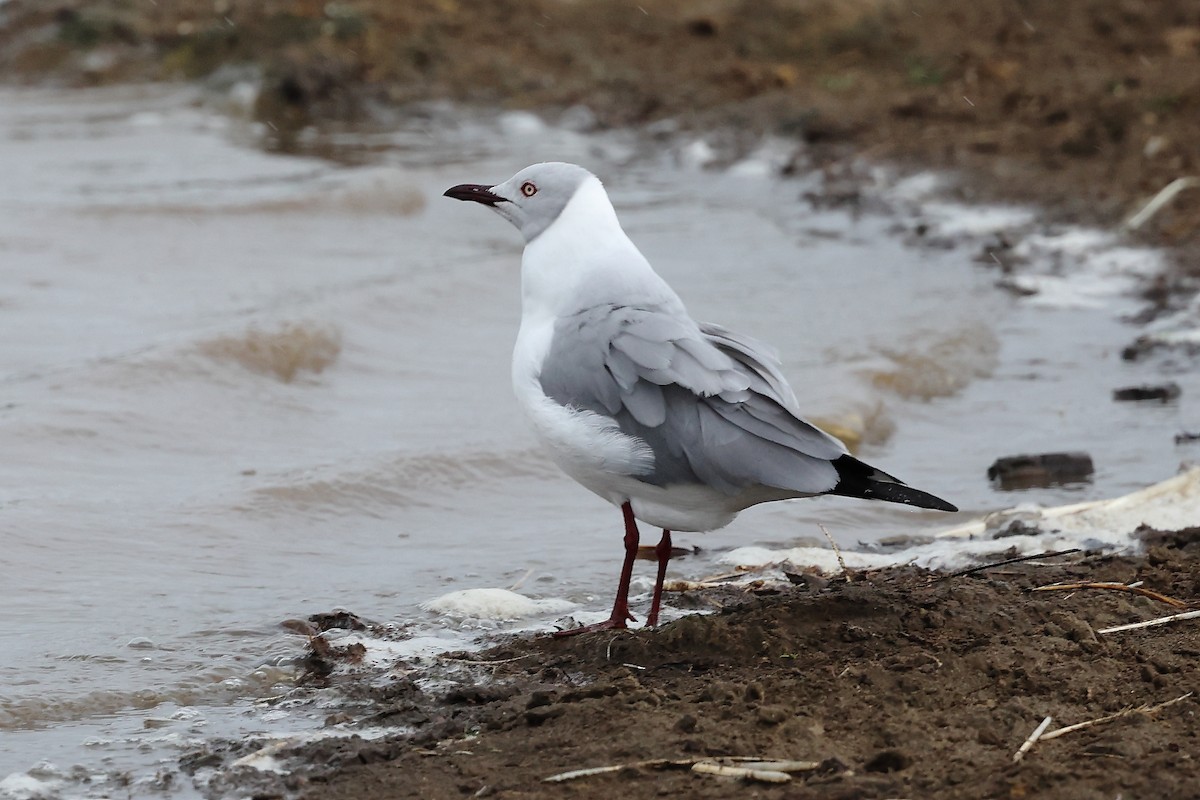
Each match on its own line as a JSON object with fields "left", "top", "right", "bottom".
{"left": 519, "top": 177, "right": 669, "bottom": 323}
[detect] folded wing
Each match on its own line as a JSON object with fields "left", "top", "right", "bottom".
{"left": 538, "top": 303, "right": 847, "bottom": 496}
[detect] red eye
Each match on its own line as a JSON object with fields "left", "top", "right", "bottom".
{"left": 520, "top": 181, "right": 537, "bottom": 197}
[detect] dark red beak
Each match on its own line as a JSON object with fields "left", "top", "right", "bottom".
{"left": 444, "top": 183, "right": 505, "bottom": 206}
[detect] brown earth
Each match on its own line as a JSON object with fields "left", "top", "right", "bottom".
{"left": 5, "top": 3, "right": 1199, "bottom": 797}
{"left": 190, "top": 529, "right": 1200, "bottom": 799}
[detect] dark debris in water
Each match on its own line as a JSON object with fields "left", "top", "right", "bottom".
{"left": 987, "top": 451, "right": 1095, "bottom": 490}
{"left": 1112, "top": 382, "right": 1182, "bottom": 403}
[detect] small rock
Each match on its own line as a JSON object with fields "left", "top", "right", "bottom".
{"left": 686, "top": 17, "right": 718, "bottom": 37}
{"left": 987, "top": 452, "right": 1094, "bottom": 490}
{"left": 1112, "top": 382, "right": 1181, "bottom": 402}
{"left": 756, "top": 705, "right": 790, "bottom": 725}
{"left": 674, "top": 713, "right": 698, "bottom": 733}
{"left": 308, "top": 610, "right": 368, "bottom": 631}
{"left": 864, "top": 749, "right": 912, "bottom": 773}
{"left": 279, "top": 618, "right": 318, "bottom": 636}
{"left": 784, "top": 570, "right": 830, "bottom": 591}
{"left": 526, "top": 690, "right": 555, "bottom": 710}
{"left": 524, "top": 705, "right": 566, "bottom": 726}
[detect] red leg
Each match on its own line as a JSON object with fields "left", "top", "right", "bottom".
{"left": 646, "top": 529, "right": 672, "bottom": 628}
{"left": 553, "top": 501, "right": 640, "bottom": 637}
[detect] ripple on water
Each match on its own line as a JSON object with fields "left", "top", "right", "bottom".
{"left": 240, "top": 449, "right": 561, "bottom": 515}
{"left": 0, "top": 664, "right": 294, "bottom": 730}
{"left": 864, "top": 325, "right": 1000, "bottom": 400}
{"left": 197, "top": 322, "right": 342, "bottom": 383}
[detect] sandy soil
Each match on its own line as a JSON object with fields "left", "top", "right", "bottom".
{"left": 3, "top": 2, "right": 1198, "bottom": 797}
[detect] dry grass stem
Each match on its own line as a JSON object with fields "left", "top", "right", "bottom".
{"left": 692, "top": 762, "right": 791, "bottom": 783}
{"left": 1013, "top": 715, "right": 1054, "bottom": 763}
{"left": 1126, "top": 176, "right": 1200, "bottom": 229}
{"left": 818, "top": 523, "right": 848, "bottom": 576}
{"left": 1040, "top": 692, "right": 1194, "bottom": 741}
{"left": 1031, "top": 581, "right": 1193, "bottom": 609}
{"left": 662, "top": 579, "right": 726, "bottom": 592}
{"left": 544, "top": 756, "right": 818, "bottom": 784}
{"left": 942, "top": 549, "right": 1081, "bottom": 580}
{"left": 1097, "top": 609, "right": 1200, "bottom": 634}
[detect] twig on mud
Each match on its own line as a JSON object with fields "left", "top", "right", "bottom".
{"left": 605, "top": 631, "right": 634, "bottom": 663}
{"left": 1040, "top": 692, "right": 1194, "bottom": 741}
{"left": 692, "top": 762, "right": 790, "bottom": 783}
{"left": 662, "top": 579, "right": 726, "bottom": 591}
{"left": 543, "top": 756, "right": 820, "bottom": 784}
{"left": 699, "top": 564, "right": 775, "bottom": 583}
{"left": 1013, "top": 715, "right": 1054, "bottom": 763}
{"left": 1097, "top": 608, "right": 1200, "bottom": 634}
{"left": 818, "top": 523, "right": 849, "bottom": 579}
{"left": 1125, "top": 176, "right": 1200, "bottom": 230}
{"left": 438, "top": 654, "right": 534, "bottom": 667}
{"left": 1031, "top": 581, "right": 1194, "bottom": 609}
{"left": 725, "top": 758, "right": 822, "bottom": 772}
{"left": 543, "top": 759, "right": 687, "bottom": 782}
{"left": 941, "top": 549, "right": 1081, "bottom": 580}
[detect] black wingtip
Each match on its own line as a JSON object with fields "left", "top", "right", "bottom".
{"left": 828, "top": 454, "right": 958, "bottom": 512}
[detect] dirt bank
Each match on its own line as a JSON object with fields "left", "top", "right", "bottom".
{"left": 189, "top": 528, "right": 1200, "bottom": 799}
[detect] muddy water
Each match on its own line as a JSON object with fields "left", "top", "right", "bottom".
{"left": 1, "top": 85, "right": 1195, "bottom": 791}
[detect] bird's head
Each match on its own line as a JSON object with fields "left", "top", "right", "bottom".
{"left": 444, "top": 162, "right": 597, "bottom": 243}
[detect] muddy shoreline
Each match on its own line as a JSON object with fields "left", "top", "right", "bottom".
{"left": 192, "top": 532, "right": 1200, "bottom": 799}
{"left": 3, "top": 2, "right": 1198, "bottom": 797}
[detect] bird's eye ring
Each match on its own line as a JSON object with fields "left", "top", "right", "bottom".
{"left": 520, "top": 181, "right": 537, "bottom": 197}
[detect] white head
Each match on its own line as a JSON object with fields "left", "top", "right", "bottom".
{"left": 444, "top": 162, "right": 599, "bottom": 243}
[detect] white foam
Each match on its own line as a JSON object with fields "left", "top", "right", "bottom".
{"left": 720, "top": 469, "right": 1200, "bottom": 575}
{"left": 887, "top": 171, "right": 943, "bottom": 202}
{"left": 0, "top": 772, "right": 61, "bottom": 800}
{"left": 921, "top": 202, "right": 1035, "bottom": 237}
{"left": 421, "top": 588, "right": 576, "bottom": 621}
{"left": 677, "top": 139, "right": 718, "bottom": 169}
{"left": 721, "top": 545, "right": 893, "bottom": 572}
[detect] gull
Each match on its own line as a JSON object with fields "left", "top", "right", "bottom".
{"left": 445, "top": 162, "right": 956, "bottom": 636}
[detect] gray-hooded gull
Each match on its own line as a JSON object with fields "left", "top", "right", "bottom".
{"left": 445, "top": 162, "right": 956, "bottom": 636}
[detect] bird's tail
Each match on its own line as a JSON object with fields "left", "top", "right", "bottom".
{"left": 827, "top": 454, "right": 958, "bottom": 512}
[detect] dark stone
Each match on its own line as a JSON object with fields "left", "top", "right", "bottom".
{"left": 1112, "top": 382, "right": 1181, "bottom": 402}
{"left": 864, "top": 749, "right": 913, "bottom": 773}
{"left": 307, "top": 610, "right": 369, "bottom": 631}
{"left": 525, "top": 690, "right": 555, "bottom": 710}
{"left": 987, "top": 452, "right": 1094, "bottom": 490}
{"left": 674, "top": 713, "right": 698, "bottom": 733}
{"left": 524, "top": 705, "right": 566, "bottom": 726}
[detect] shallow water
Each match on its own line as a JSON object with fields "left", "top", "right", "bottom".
{"left": 1, "top": 85, "right": 1196, "bottom": 792}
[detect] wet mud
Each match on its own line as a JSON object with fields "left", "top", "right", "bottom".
{"left": 183, "top": 529, "right": 1200, "bottom": 799}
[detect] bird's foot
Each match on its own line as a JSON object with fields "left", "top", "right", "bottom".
{"left": 552, "top": 611, "right": 635, "bottom": 638}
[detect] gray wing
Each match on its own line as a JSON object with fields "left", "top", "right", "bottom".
{"left": 539, "top": 303, "right": 847, "bottom": 496}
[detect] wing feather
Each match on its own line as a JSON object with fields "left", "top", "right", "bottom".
{"left": 538, "top": 303, "right": 847, "bottom": 496}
